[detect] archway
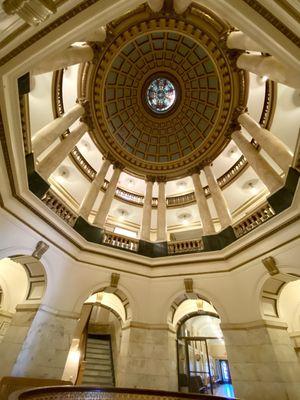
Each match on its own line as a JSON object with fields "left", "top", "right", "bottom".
{"left": 170, "top": 295, "right": 235, "bottom": 398}
{"left": 0, "top": 255, "right": 47, "bottom": 375}
{"left": 63, "top": 286, "right": 131, "bottom": 386}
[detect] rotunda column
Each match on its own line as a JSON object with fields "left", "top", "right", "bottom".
{"left": 32, "top": 45, "right": 94, "bottom": 75}
{"left": 203, "top": 165, "right": 232, "bottom": 230}
{"left": 78, "top": 159, "right": 111, "bottom": 220}
{"left": 191, "top": 171, "right": 215, "bottom": 235}
{"left": 140, "top": 177, "right": 154, "bottom": 241}
{"left": 232, "top": 130, "right": 284, "bottom": 193}
{"left": 38, "top": 122, "right": 88, "bottom": 180}
{"left": 32, "top": 103, "right": 85, "bottom": 157}
{"left": 147, "top": 0, "right": 164, "bottom": 12}
{"left": 93, "top": 164, "right": 123, "bottom": 228}
{"left": 174, "top": 0, "right": 192, "bottom": 14}
{"left": 227, "top": 31, "right": 268, "bottom": 52}
{"left": 237, "top": 54, "right": 300, "bottom": 89}
{"left": 238, "top": 113, "right": 293, "bottom": 173}
{"left": 156, "top": 179, "right": 167, "bottom": 242}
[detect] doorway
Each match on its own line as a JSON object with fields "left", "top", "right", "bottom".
{"left": 177, "top": 313, "right": 234, "bottom": 397}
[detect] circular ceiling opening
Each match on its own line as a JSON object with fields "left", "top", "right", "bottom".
{"left": 146, "top": 77, "right": 176, "bottom": 113}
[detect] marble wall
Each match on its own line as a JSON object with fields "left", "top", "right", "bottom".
{"left": 0, "top": 304, "right": 38, "bottom": 376}
{"left": 116, "top": 323, "right": 177, "bottom": 391}
{"left": 222, "top": 320, "right": 300, "bottom": 400}
{"left": 0, "top": 309, "right": 12, "bottom": 343}
{"left": 11, "top": 307, "right": 77, "bottom": 379}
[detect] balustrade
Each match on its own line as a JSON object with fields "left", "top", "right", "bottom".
{"left": 168, "top": 239, "right": 204, "bottom": 255}
{"left": 103, "top": 232, "right": 139, "bottom": 252}
{"left": 233, "top": 202, "right": 275, "bottom": 238}
{"left": 41, "top": 190, "right": 77, "bottom": 226}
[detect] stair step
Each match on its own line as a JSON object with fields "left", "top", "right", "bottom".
{"left": 83, "top": 369, "right": 113, "bottom": 377}
{"left": 82, "top": 376, "right": 114, "bottom": 384}
{"left": 86, "top": 347, "right": 111, "bottom": 354}
{"left": 85, "top": 364, "right": 112, "bottom": 371}
{"left": 86, "top": 353, "right": 110, "bottom": 359}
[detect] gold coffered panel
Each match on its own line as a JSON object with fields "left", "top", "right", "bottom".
{"left": 82, "top": 4, "right": 248, "bottom": 179}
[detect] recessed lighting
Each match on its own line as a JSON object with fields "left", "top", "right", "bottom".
{"left": 176, "top": 180, "right": 187, "bottom": 188}
{"left": 243, "top": 180, "right": 259, "bottom": 194}
{"left": 227, "top": 146, "right": 239, "bottom": 159}
{"left": 117, "top": 208, "right": 129, "bottom": 220}
{"left": 178, "top": 212, "right": 192, "bottom": 224}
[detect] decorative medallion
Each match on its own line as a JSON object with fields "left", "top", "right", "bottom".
{"left": 80, "top": 4, "right": 248, "bottom": 178}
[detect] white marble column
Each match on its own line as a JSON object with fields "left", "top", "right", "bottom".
{"left": 93, "top": 165, "right": 122, "bottom": 228}
{"left": 11, "top": 306, "right": 77, "bottom": 379}
{"left": 147, "top": 0, "right": 164, "bottom": 12}
{"left": 237, "top": 54, "right": 300, "bottom": 89}
{"left": 85, "top": 26, "right": 106, "bottom": 42}
{"left": 140, "top": 179, "right": 154, "bottom": 241}
{"left": 238, "top": 113, "right": 293, "bottom": 173}
{"left": 174, "top": 0, "right": 192, "bottom": 14}
{"left": 203, "top": 165, "right": 232, "bottom": 230}
{"left": 232, "top": 130, "right": 284, "bottom": 193}
{"left": 32, "top": 104, "right": 85, "bottom": 157}
{"left": 32, "top": 45, "right": 94, "bottom": 75}
{"left": 191, "top": 172, "right": 215, "bottom": 235}
{"left": 157, "top": 180, "right": 167, "bottom": 242}
{"left": 227, "top": 31, "right": 268, "bottom": 52}
{"left": 38, "top": 122, "right": 88, "bottom": 180}
{"left": 79, "top": 159, "right": 111, "bottom": 220}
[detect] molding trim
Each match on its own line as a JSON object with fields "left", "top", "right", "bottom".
{"left": 221, "top": 319, "right": 288, "bottom": 331}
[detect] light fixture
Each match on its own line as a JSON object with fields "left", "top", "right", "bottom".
{"left": 117, "top": 208, "right": 129, "bottom": 220}
{"left": 56, "top": 166, "right": 69, "bottom": 183}
{"left": 243, "top": 179, "right": 259, "bottom": 195}
{"left": 178, "top": 212, "right": 191, "bottom": 225}
{"left": 227, "top": 146, "right": 239, "bottom": 159}
{"left": 126, "top": 178, "right": 135, "bottom": 188}
{"left": 261, "top": 75, "right": 269, "bottom": 82}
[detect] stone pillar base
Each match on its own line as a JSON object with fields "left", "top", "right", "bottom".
{"left": 73, "top": 216, "right": 104, "bottom": 244}
{"left": 222, "top": 319, "right": 300, "bottom": 400}
{"left": 117, "top": 323, "right": 177, "bottom": 391}
{"left": 26, "top": 153, "right": 50, "bottom": 199}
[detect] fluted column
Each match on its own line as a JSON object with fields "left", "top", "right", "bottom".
{"left": 238, "top": 113, "right": 293, "bottom": 173}
{"left": 237, "top": 54, "right": 300, "bottom": 89}
{"left": 32, "top": 45, "right": 94, "bottom": 75}
{"left": 227, "top": 31, "right": 268, "bottom": 52}
{"left": 157, "top": 180, "right": 167, "bottom": 242}
{"left": 79, "top": 159, "right": 111, "bottom": 220}
{"left": 204, "top": 165, "right": 232, "bottom": 230}
{"left": 38, "top": 122, "right": 88, "bottom": 179}
{"left": 140, "top": 178, "right": 154, "bottom": 241}
{"left": 191, "top": 172, "right": 215, "bottom": 235}
{"left": 93, "top": 165, "right": 122, "bottom": 228}
{"left": 232, "top": 130, "right": 284, "bottom": 193}
{"left": 32, "top": 104, "right": 85, "bottom": 157}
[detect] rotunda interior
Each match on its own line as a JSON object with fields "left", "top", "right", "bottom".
{"left": 0, "top": 1, "right": 300, "bottom": 400}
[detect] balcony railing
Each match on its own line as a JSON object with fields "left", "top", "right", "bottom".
{"left": 40, "top": 187, "right": 279, "bottom": 255}
{"left": 233, "top": 202, "right": 275, "bottom": 238}
{"left": 168, "top": 239, "right": 204, "bottom": 255}
{"left": 103, "top": 232, "right": 139, "bottom": 252}
{"left": 41, "top": 189, "right": 77, "bottom": 227}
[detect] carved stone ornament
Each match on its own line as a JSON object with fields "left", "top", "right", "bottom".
{"left": 262, "top": 256, "right": 279, "bottom": 276}
{"left": 32, "top": 240, "right": 49, "bottom": 260}
{"left": 110, "top": 272, "right": 120, "bottom": 288}
{"left": 2, "top": 0, "right": 57, "bottom": 26}
{"left": 184, "top": 278, "right": 193, "bottom": 293}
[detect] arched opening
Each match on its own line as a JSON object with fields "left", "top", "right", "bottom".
{"left": 173, "top": 297, "right": 235, "bottom": 398}
{"left": 261, "top": 273, "right": 300, "bottom": 358}
{"left": 0, "top": 255, "right": 47, "bottom": 375}
{"left": 63, "top": 287, "right": 131, "bottom": 386}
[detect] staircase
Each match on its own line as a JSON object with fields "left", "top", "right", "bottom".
{"left": 82, "top": 335, "right": 115, "bottom": 386}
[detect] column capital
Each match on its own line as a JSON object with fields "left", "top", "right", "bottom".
{"left": 145, "top": 175, "right": 156, "bottom": 183}
{"left": 113, "top": 161, "right": 125, "bottom": 170}
{"left": 156, "top": 176, "right": 167, "bottom": 183}
{"left": 187, "top": 165, "right": 203, "bottom": 176}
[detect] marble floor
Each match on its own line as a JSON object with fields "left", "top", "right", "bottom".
{"left": 214, "top": 384, "right": 235, "bottom": 398}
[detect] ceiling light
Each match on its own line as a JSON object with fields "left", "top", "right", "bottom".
{"left": 227, "top": 146, "right": 239, "bottom": 159}
{"left": 56, "top": 166, "right": 69, "bottom": 183}
{"left": 117, "top": 208, "right": 129, "bottom": 220}
{"left": 178, "top": 212, "right": 192, "bottom": 225}
{"left": 243, "top": 179, "right": 259, "bottom": 194}
{"left": 261, "top": 75, "right": 269, "bottom": 82}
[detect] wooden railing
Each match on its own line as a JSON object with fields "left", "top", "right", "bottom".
{"left": 233, "top": 202, "right": 275, "bottom": 238}
{"left": 103, "top": 232, "right": 139, "bottom": 252}
{"left": 41, "top": 189, "right": 77, "bottom": 227}
{"left": 10, "top": 386, "right": 238, "bottom": 400}
{"left": 168, "top": 239, "right": 204, "bottom": 255}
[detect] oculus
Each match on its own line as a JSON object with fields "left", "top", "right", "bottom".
{"left": 146, "top": 78, "right": 176, "bottom": 113}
